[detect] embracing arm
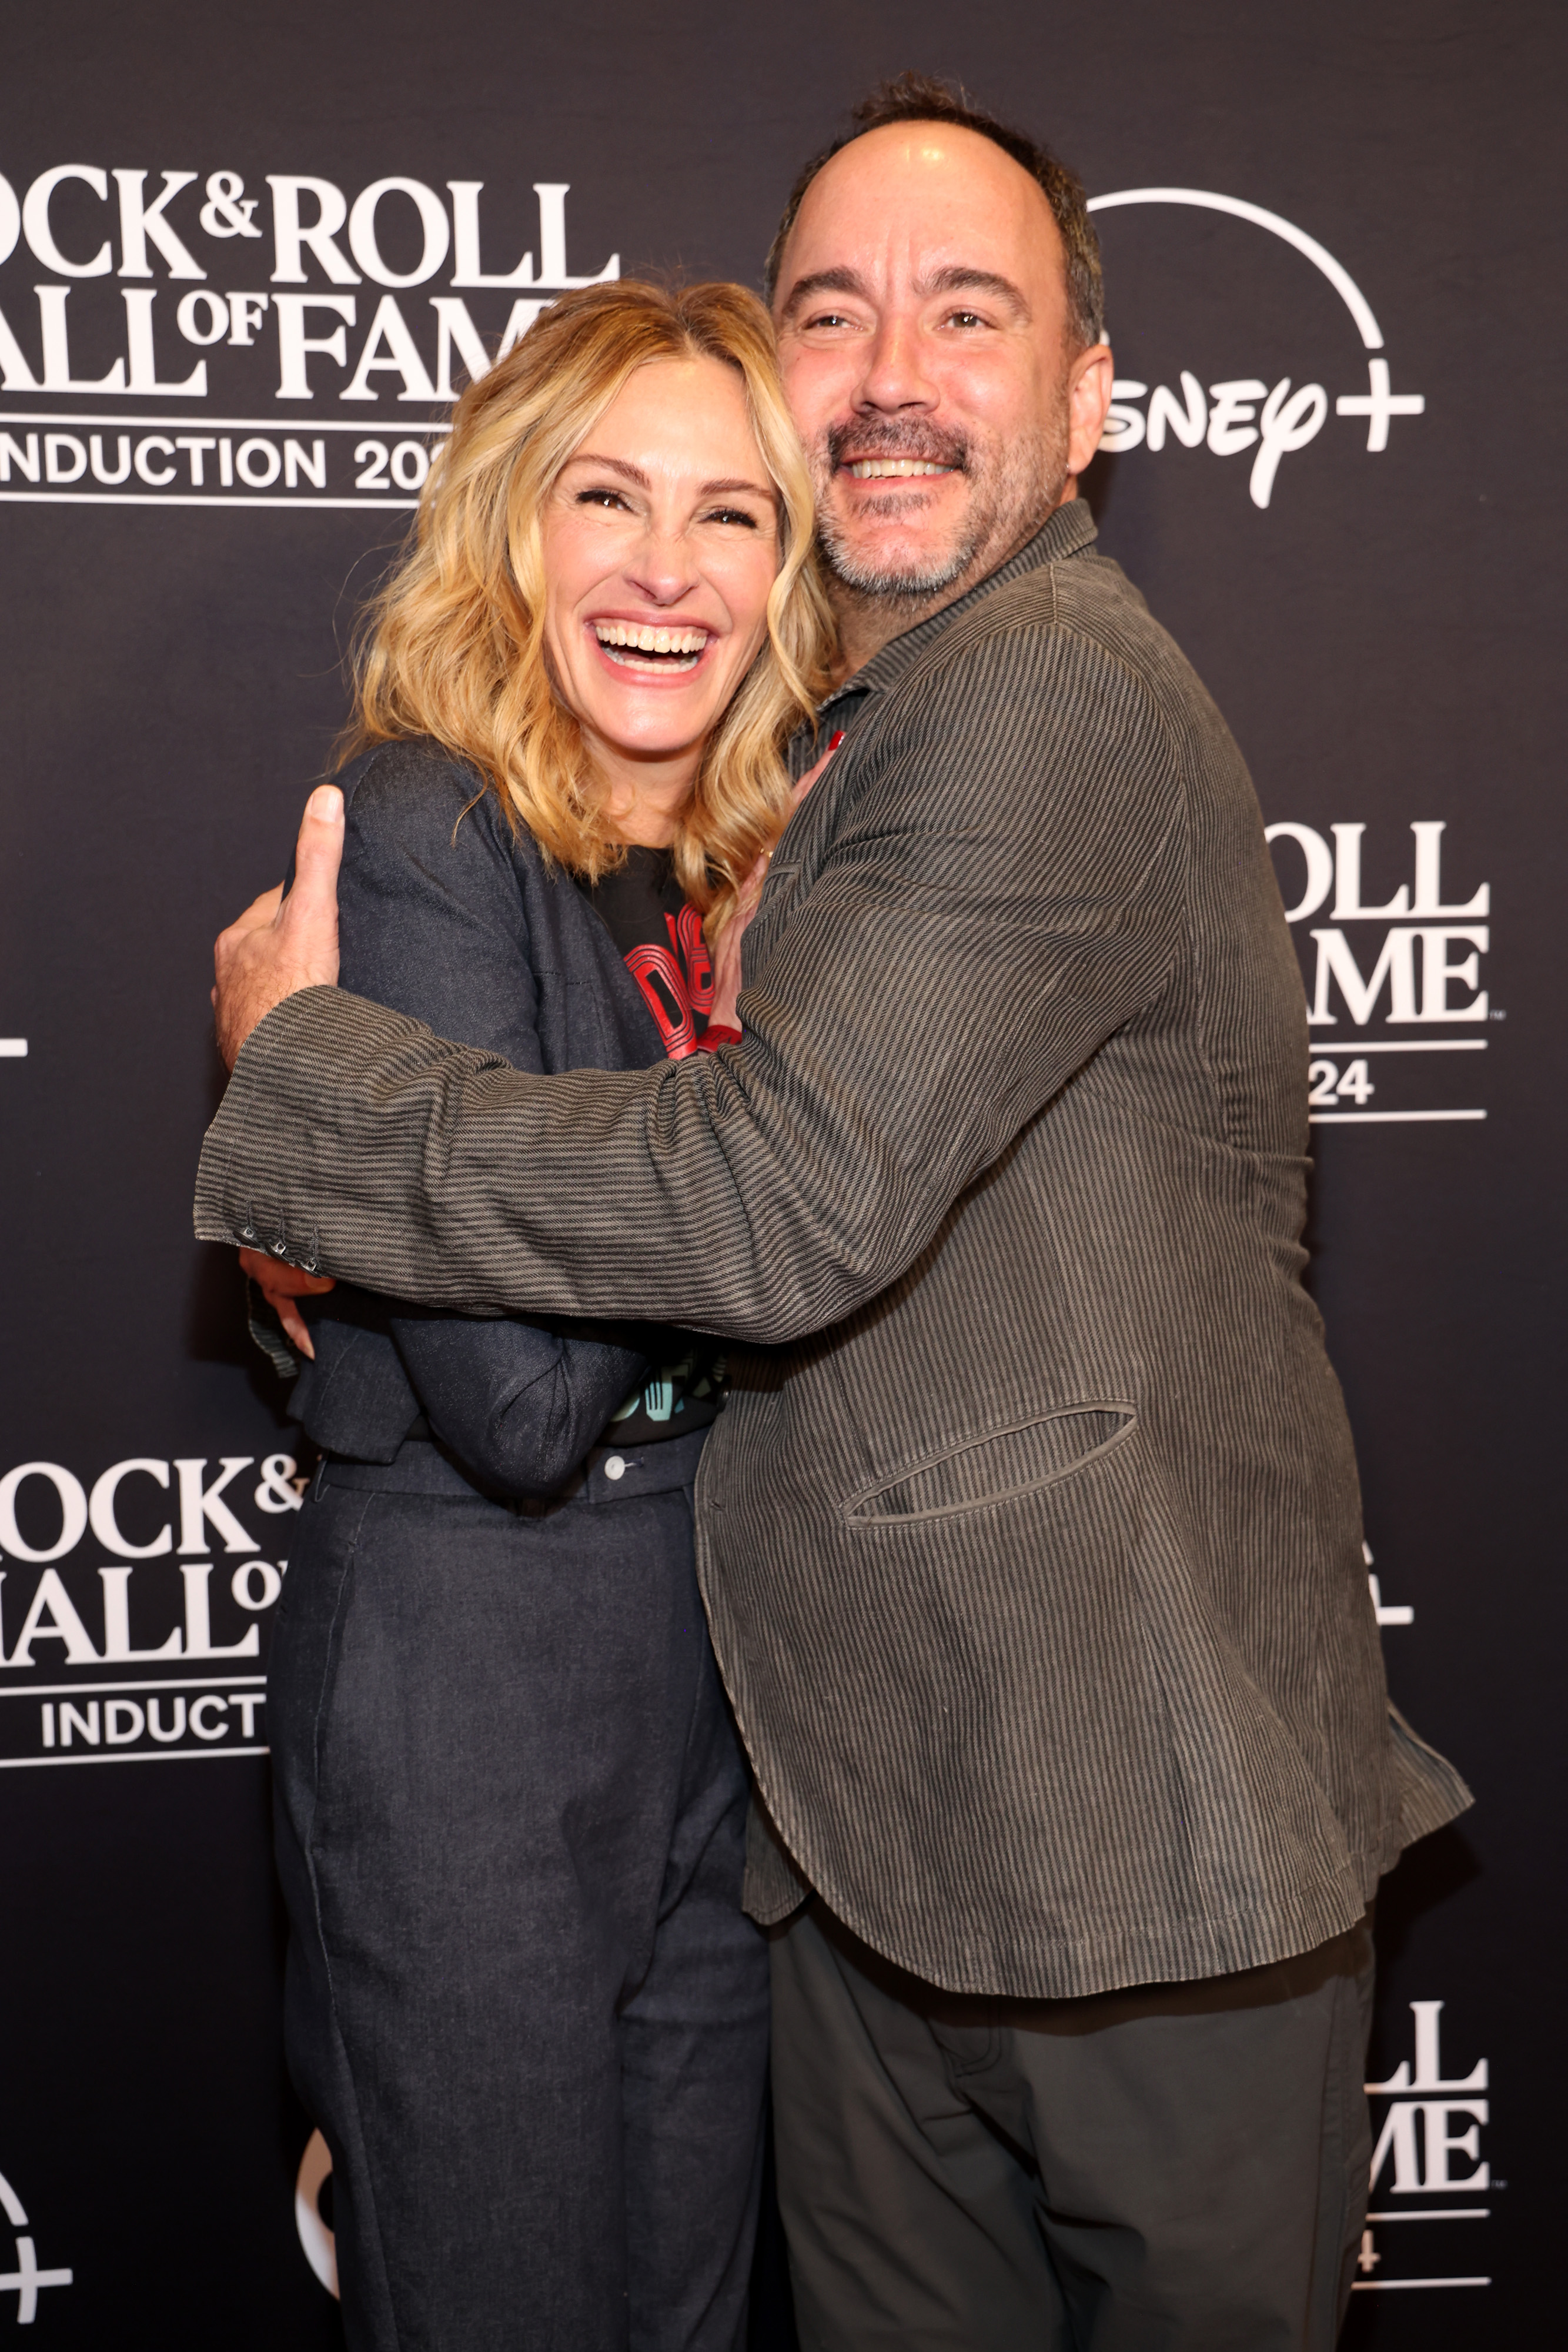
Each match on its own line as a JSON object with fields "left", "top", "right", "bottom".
{"left": 197, "top": 627, "right": 1183, "bottom": 1342}
{"left": 282, "top": 746, "right": 650, "bottom": 1495}
{"left": 388, "top": 1308, "right": 647, "bottom": 1496}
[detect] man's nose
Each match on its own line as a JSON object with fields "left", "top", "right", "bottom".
{"left": 854, "top": 315, "right": 938, "bottom": 413}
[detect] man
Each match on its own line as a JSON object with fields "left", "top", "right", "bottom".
{"left": 203, "top": 78, "right": 1467, "bottom": 2348}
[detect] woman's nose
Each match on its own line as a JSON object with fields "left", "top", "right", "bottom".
{"left": 624, "top": 522, "right": 699, "bottom": 608}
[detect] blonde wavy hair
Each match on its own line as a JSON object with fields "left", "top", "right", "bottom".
{"left": 341, "top": 279, "right": 834, "bottom": 934}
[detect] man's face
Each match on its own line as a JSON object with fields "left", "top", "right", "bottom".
{"left": 773, "top": 123, "right": 1111, "bottom": 606}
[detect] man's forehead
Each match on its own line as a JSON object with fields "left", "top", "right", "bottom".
{"left": 779, "top": 125, "right": 1062, "bottom": 292}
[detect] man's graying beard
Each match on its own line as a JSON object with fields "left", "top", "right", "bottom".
{"left": 812, "top": 412, "right": 1069, "bottom": 604}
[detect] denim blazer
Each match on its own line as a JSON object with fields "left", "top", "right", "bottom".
{"left": 284, "top": 738, "right": 672, "bottom": 1496}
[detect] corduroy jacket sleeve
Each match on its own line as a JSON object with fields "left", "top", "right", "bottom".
{"left": 196, "top": 614, "right": 1185, "bottom": 1343}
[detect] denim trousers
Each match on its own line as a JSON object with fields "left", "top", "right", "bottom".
{"left": 269, "top": 1430, "right": 769, "bottom": 2352}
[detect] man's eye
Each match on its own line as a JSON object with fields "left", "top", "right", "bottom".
{"left": 943, "top": 310, "right": 988, "bottom": 330}
{"left": 804, "top": 310, "right": 857, "bottom": 330}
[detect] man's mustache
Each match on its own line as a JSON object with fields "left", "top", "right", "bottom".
{"left": 824, "top": 420, "right": 969, "bottom": 473}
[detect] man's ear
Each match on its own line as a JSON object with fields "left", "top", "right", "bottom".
{"left": 1065, "top": 345, "right": 1115, "bottom": 482}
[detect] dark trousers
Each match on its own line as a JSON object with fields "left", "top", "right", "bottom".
{"left": 770, "top": 1898, "right": 1375, "bottom": 2351}
{"left": 269, "top": 1432, "right": 770, "bottom": 2352}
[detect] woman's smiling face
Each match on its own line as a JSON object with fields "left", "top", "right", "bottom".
{"left": 540, "top": 355, "right": 782, "bottom": 791}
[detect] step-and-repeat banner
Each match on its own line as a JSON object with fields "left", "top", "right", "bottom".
{"left": 1, "top": 3, "right": 1559, "bottom": 2343}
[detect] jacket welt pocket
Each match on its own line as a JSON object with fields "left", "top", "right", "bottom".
{"left": 844, "top": 1403, "right": 1137, "bottom": 1526}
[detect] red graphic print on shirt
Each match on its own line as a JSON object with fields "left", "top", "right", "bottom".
{"left": 624, "top": 904, "right": 716, "bottom": 1059}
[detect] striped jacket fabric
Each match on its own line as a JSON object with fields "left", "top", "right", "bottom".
{"left": 196, "top": 499, "right": 1469, "bottom": 1997}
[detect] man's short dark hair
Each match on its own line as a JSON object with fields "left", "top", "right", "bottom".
{"left": 765, "top": 71, "right": 1105, "bottom": 349}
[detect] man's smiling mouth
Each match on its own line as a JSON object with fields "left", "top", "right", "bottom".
{"left": 844, "top": 458, "right": 955, "bottom": 479}
{"left": 592, "top": 621, "right": 711, "bottom": 673}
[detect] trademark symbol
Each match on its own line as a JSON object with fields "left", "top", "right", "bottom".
{"left": 1490, "top": 1008, "right": 1507, "bottom": 1020}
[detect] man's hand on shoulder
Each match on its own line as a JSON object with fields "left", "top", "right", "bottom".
{"left": 212, "top": 785, "right": 344, "bottom": 1070}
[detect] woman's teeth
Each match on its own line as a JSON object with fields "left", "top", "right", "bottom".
{"left": 845, "top": 457, "right": 953, "bottom": 478}
{"left": 593, "top": 620, "right": 710, "bottom": 671}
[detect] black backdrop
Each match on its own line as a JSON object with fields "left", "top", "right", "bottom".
{"left": 1, "top": 2, "right": 1561, "bottom": 2341}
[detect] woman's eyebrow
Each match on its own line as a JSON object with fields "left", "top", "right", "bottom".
{"left": 566, "top": 453, "right": 649, "bottom": 486}
{"left": 566, "top": 456, "right": 773, "bottom": 500}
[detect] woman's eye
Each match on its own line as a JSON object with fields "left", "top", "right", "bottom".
{"left": 576, "top": 487, "right": 630, "bottom": 511}
{"left": 704, "top": 507, "right": 759, "bottom": 530}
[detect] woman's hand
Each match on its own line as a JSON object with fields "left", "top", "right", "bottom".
{"left": 706, "top": 860, "right": 768, "bottom": 1038}
{"left": 239, "top": 1247, "right": 335, "bottom": 1359}
{"left": 707, "top": 737, "right": 840, "bottom": 1035}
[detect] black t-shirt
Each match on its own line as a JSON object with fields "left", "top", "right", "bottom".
{"left": 579, "top": 841, "right": 725, "bottom": 1057}
{"left": 577, "top": 845, "right": 728, "bottom": 1446}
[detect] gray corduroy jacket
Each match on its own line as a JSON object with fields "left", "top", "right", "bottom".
{"left": 196, "top": 500, "right": 1469, "bottom": 1997}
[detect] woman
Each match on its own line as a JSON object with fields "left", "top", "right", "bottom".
{"left": 250, "top": 280, "right": 833, "bottom": 2352}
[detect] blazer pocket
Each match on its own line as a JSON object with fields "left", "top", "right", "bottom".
{"left": 844, "top": 1402, "right": 1137, "bottom": 1526}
